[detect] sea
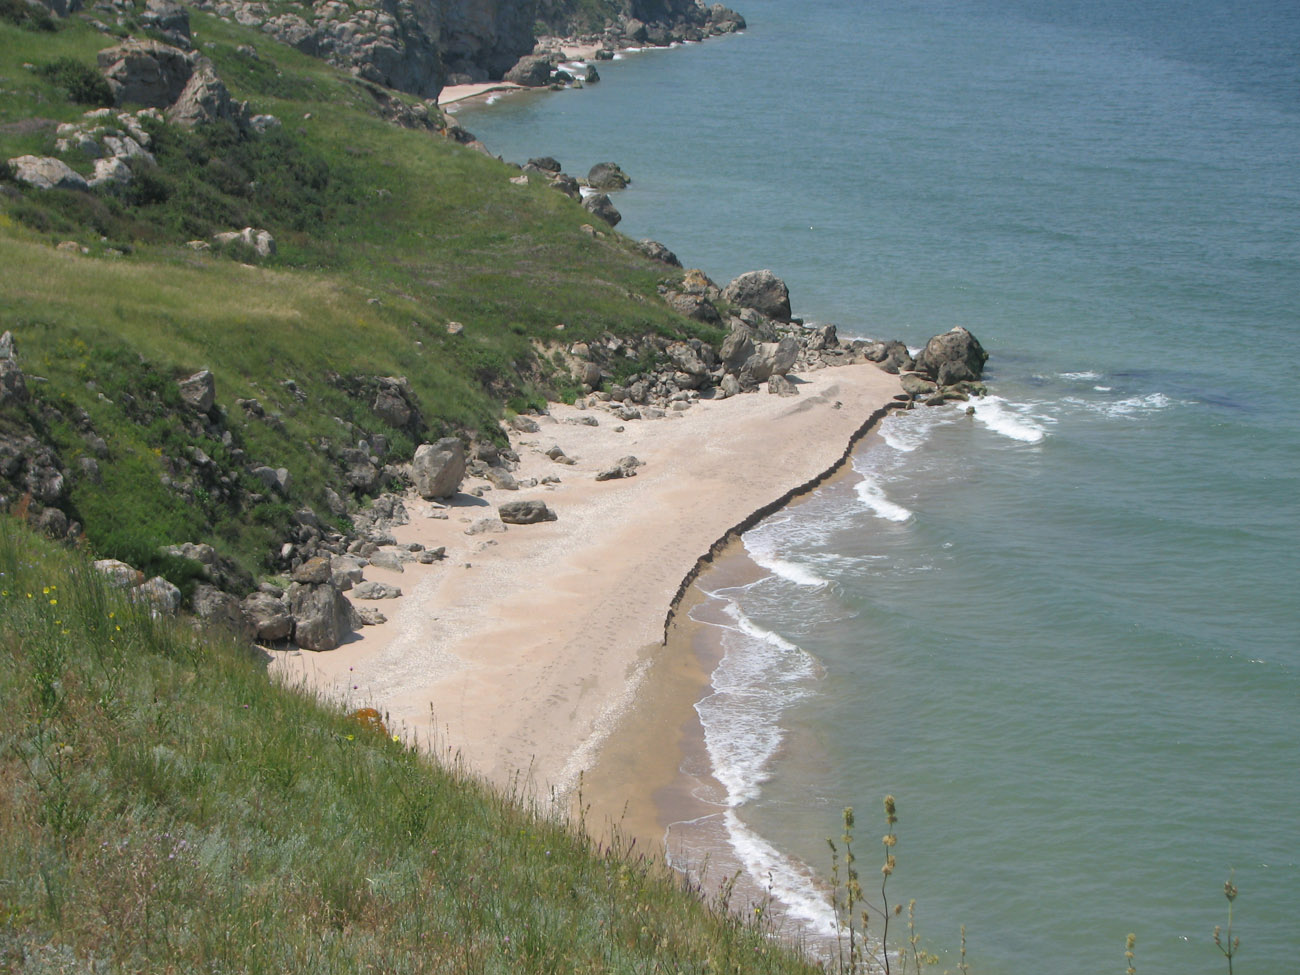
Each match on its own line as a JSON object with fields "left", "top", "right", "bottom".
{"left": 452, "top": 1, "right": 1300, "bottom": 971}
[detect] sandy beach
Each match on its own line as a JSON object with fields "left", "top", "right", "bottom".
{"left": 270, "top": 363, "right": 901, "bottom": 831}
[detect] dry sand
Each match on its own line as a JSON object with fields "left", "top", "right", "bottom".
{"left": 270, "top": 363, "right": 901, "bottom": 823}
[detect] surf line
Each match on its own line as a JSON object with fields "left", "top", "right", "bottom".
{"left": 662, "top": 399, "right": 906, "bottom": 643}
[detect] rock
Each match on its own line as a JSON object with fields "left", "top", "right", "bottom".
{"left": 97, "top": 39, "right": 194, "bottom": 108}
{"left": 371, "top": 376, "right": 416, "bottom": 429}
{"left": 681, "top": 268, "right": 720, "bottom": 298}
{"left": 509, "top": 414, "right": 540, "bottom": 434}
{"left": 666, "top": 341, "right": 710, "bottom": 380}
{"left": 498, "top": 500, "right": 557, "bottom": 524}
{"left": 412, "top": 438, "right": 466, "bottom": 499}
{"left": 913, "top": 327, "right": 988, "bottom": 385}
{"left": 485, "top": 467, "right": 519, "bottom": 490}
{"left": 582, "top": 192, "right": 622, "bottom": 226}
{"left": 0, "top": 333, "right": 26, "bottom": 407}
{"left": 719, "top": 326, "right": 755, "bottom": 375}
{"left": 352, "top": 580, "right": 402, "bottom": 599}
{"left": 291, "top": 556, "right": 331, "bottom": 585}
{"left": 636, "top": 239, "right": 681, "bottom": 266}
{"left": 242, "top": 591, "right": 292, "bottom": 641}
{"left": 666, "top": 292, "right": 721, "bottom": 324}
{"left": 211, "top": 227, "right": 275, "bottom": 257}
{"left": 865, "top": 340, "right": 915, "bottom": 375}
{"left": 178, "top": 369, "right": 215, "bottom": 412}
{"left": 550, "top": 173, "right": 581, "bottom": 198}
{"left": 719, "top": 373, "right": 742, "bottom": 398}
{"left": 331, "top": 555, "right": 365, "bottom": 591}
{"left": 744, "top": 337, "right": 800, "bottom": 383}
{"left": 767, "top": 374, "right": 798, "bottom": 397}
{"left": 465, "top": 517, "right": 507, "bottom": 535}
{"left": 564, "top": 414, "right": 598, "bottom": 427}
{"left": 586, "top": 161, "right": 630, "bottom": 190}
{"left": 367, "top": 550, "right": 406, "bottom": 572}
{"left": 504, "top": 53, "right": 555, "bottom": 87}
{"left": 354, "top": 606, "right": 387, "bottom": 625}
{"left": 417, "top": 546, "right": 446, "bottom": 563}
{"left": 546, "top": 445, "right": 575, "bottom": 465}
{"left": 250, "top": 466, "right": 291, "bottom": 496}
{"left": 192, "top": 584, "right": 253, "bottom": 641}
{"left": 527, "top": 156, "right": 561, "bottom": 173}
{"left": 290, "top": 582, "right": 353, "bottom": 649}
{"left": 136, "top": 575, "right": 182, "bottom": 614}
{"left": 722, "top": 270, "right": 793, "bottom": 322}
{"left": 900, "top": 373, "right": 938, "bottom": 397}
{"left": 93, "top": 558, "right": 142, "bottom": 588}
{"left": 7, "top": 156, "right": 88, "bottom": 192}
{"left": 167, "top": 59, "right": 249, "bottom": 128}
{"left": 141, "top": 0, "right": 191, "bottom": 47}
{"left": 446, "top": 321, "right": 465, "bottom": 335}
{"left": 807, "top": 323, "right": 839, "bottom": 351}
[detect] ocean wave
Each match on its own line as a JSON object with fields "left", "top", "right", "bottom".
{"left": 722, "top": 809, "right": 840, "bottom": 938}
{"left": 744, "top": 530, "right": 830, "bottom": 588}
{"left": 694, "top": 600, "right": 819, "bottom": 807}
{"left": 1059, "top": 371, "right": 1104, "bottom": 381}
{"left": 853, "top": 473, "right": 913, "bottom": 522}
{"left": 969, "top": 395, "right": 1050, "bottom": 443}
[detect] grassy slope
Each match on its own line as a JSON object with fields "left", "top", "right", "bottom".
{"left": 0, "top": 6, "right": 719, "bottom": 582}
{"left": 0, "top": 520, "right": 818, "bottom": 973}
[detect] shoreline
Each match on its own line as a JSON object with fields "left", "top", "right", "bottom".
{"left": 268, "top": 365, "right": 903, "bottom": 832}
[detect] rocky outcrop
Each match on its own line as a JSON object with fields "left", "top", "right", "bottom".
{"left": 636, "top": 239, "right": 680, "bottom": 266}
{"left": 211, "top": 227, "right": 276, "bottom": 257}
{"left": 412, "top": 437, "right": 466, "bottom": 499}
{"left": 97, "top": 40, "right": 195, "bottom": 108}
{"left": 586, "top": 161, "right": 630, "bottom": 190}
{"left": 167, "top": 59, "right": 251, "bottom": 127}
{"left": 503, "top": 52, "right": 557, "bottom": 87}
{"left": 441, "top": 0, "right": 539, "bottom": 81}
{"left": 6, "top": 155, "right": 88, "bottom": 192}
{"left": 178, "top": 369, "right": 216, "bottom": 413}
{"left": 141, "top": 0, "right": 192, "bottom": 48}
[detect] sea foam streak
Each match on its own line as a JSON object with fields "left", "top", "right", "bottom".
{"left": 722, "top": 810, "right": 840, "bottom": 937}
{"left": 693, "top": 599, "right": 819, "bottom": 807}
{"left": 853, "top": 473, "right": 913, "bottom": 522}
{"left": 743, "top": 531, "right": 829, "bottom": 588}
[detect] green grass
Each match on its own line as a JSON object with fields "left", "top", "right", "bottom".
{"left": 0, "top": 4, "right": 716, "bottom": 584}
{"left": 0, "top": 520, "right": 819, "bottom": 973}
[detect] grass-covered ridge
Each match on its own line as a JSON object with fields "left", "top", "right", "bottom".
{"left": 0, "top": 520, "right": 818, "bottom": 972}
{"left": 0, "top": 3, "right": 719, "bottom": 584}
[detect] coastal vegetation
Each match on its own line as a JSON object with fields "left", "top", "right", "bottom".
{"left": 0, "top": 519, "right": 824, "bottom": 972}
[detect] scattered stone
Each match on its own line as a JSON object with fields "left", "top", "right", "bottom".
{"left": 767, "top": 374, "right": 799, "bottom": 397}
{"left": 211, "top": 227, "right": 275, "bottom": 257}
{"left": 565, "top": 414, "right": 598, "bottom": 427}
{"left": 509, "top": 414, "right": 541, "bottom": 433}
{"left": 465, "top": 517, "right": 507, "bottom": 535}
{"left": 582, "top": 192, "right": 622, "bottom": 226}
{"left": 355, "top": 606, "right": 388, "bottom": 625}
{"left": 178, "top": 369, "right": 215, "bottom": 412}
{"left": 636, "top": 239, "right": 681, "bottom": 266}
{"left": 446, "top": 321, "right": 465, "bottom": 335}
{"left": 352, "top": 580, "right": 402, "bottom": 600}
{"left": 498, "top": 500, "right": 557, "bottom": 524}
{"left": 367, "top": 550, "right": 406, "bottom": 572}
{"left": 93, "top": 558, "right": 142, "bottom": 588}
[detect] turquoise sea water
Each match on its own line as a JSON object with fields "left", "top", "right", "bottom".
{"left": 456, "top": 2, "right": 1300, "bottom": 971}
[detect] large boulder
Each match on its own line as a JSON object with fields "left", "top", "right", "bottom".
{"left": 913, "top": 327, "right": 988, "bottom": 385}
{"left": 744, "top": 337, "right": 800, "bottom": 383}
{"left": 412, "top": 438, "right": 466, "bottom": 499}
{"left": 372, "top": 377, "right": 417, "bottom": 430}
{"left": 582, "top": 192, "right": 622, "bottom": 227}
{"left": 722, "top": 270, "right": 792, "bottom": 322}
{"left": 289, "top": 582, "right": 352, "bottom": 651}
{"left": 0, "top": 331, "right": 27, "bottom": 407}
{"left": 141, "top": 0, "right": 191, "bottom": 47}
{"left": 497, "top": 500, "right": 557, "bottom": 524}
{"left": 586, "top": 162, "right": 630, "bottom": 190}
{"left": 504, "top": 53, "right": 555, "bottom": 87}
{"left": 865, "top": 340, "right": 915, "bottom": 375}
{"left": 97, "top": 39, "right": 195, "bottom": 108}
{"left": 7, "top": 156, "right": 88, "bottom": 192}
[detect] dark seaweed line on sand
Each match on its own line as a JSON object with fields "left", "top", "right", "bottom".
{"left": 661, "top": 399, "right": 904, "bottom": 643}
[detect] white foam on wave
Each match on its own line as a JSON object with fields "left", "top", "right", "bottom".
{"left": 722, "top": 809, "right": 840, "bottom": 938}
{"left": 878, "top": 402, "right": 957, "bottom": 452}
{"left": 969, "top": 395, "right": 1050, "bottom": 443}
{"left": 853, "top": 473, "right": 913, "bottom": 523}
{"left": 485, "top": 95, "right": 500, "bottom": 105}
{"left": 744, "top": 532, "right": 829, "bottom": 588}
{"left": 1060, "top": 370, "right": 1104, "bottom": 381}
{"left": 694, "top": 600, "right": 819, "bottom": 807}
{"left": 578, "top": 185, "right": 600, "bottom": 199}
{"left": 1063, "top": 391, "right": 1175, "bottom": 419}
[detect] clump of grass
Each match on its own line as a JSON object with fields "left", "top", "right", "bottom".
{"left": 1214, "top": 874, "right": 1240, "bottom": 974}
{"left": 35, "top": 57, "right": 113, "bottom": 107}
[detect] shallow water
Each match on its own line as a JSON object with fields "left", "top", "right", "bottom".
{"left": 458, "top": 2, "right": 1300, "bottom": 971}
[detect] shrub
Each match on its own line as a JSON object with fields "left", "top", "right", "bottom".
{"left": 0, "top": 0, "right": 56, "bottom": 30}
{"left": 36, "top": 57, "right": 115, "bottom": 107}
